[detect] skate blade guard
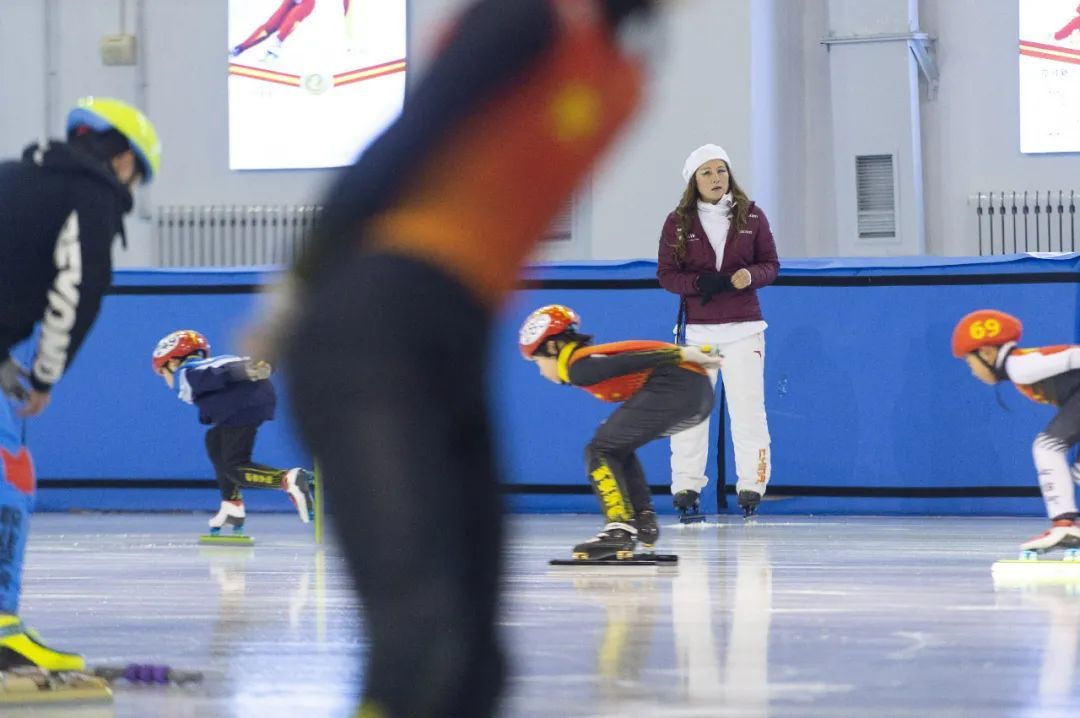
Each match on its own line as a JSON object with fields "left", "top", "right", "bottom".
{"left": 0, "top": 667, "right": 112, "bottom": 705}
{"left": 992, "top": 548, "right": 1080, "bottom": 584}
{"left": 550, "top": 554, "right": 678, "bottom": 567}
{"left": 199, "top": 533, "right": 255, "bottom": 546}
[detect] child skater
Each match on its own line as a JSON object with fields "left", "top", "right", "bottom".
{"left": 952, "top": 309, "right": 1080, "bottom": 553}
{"left": 519, "top": 305, "right": 722, "bottom": 560}
{"left": 152, "top": 330, "right": 314, "bottom": 533}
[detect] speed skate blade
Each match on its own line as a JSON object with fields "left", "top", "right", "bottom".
{"left": 679, "top": 514, "right": 707, "bottom": 525}
{"left": 199, "top": 534, "right": 254, "bottom": 547}
{"left": 550, "top": 558, "right": 660, "bottom": 566}
{"left": 633, "top": 553, "right": 678, "bottom": 563}
{"left": 0, "top": 668, "right": 112, "bottom": 705}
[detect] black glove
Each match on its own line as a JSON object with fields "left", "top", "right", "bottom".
{"left": 695, "top": 273, "right": 733, "bottom": 305}
{"left": 0, "top": 357, "right": 30, "bottom": 403}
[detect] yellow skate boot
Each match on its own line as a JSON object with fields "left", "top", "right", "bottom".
{"left": 0, "top": 614, "right": 85, "bottom": 672}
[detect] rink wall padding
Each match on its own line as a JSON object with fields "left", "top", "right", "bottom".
{"left": 26, "top": 255, "right": 1080, "bottom": 516}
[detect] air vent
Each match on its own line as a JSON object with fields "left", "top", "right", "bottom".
{"left": 546, "top": 201, "right": 573, "bottom": 242}
{"left": 856, "top": 154, "right": 896, "bottom": 239}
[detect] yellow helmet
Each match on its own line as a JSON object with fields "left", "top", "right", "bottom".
{"left": 66, "top": 96, "right": 161, "bottom": 183}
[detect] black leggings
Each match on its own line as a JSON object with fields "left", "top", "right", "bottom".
{"left": 586, "top": 365, "right": 713, "bottom": 523}
{"left": 285, "top": 252, "right": 504, "bottom": 718}
{"left": 204, "top": 423, "right": 286, "bottom": 501}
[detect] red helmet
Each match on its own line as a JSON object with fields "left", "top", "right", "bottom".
{"left": 951, "top": 310, "right": 1022, "bottom": 357}
{"left": 519, "top": 305, "right": 580, "bottom": 357}
{"left": 152, "top": 330, "right": 210, "bottom": 374}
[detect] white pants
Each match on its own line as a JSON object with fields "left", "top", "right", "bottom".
{"left": 1034, "top": 433, "right": 1079, "bottom": 519}
{"left": 670, "top": 327, "right": 771, "bottom": 496}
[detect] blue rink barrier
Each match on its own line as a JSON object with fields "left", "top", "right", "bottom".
{"left": 25, "top": 255, "right": 1080, "bottom": 516}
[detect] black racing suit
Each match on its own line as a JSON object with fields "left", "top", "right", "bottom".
{"left": 282, "top": 1, "right": 659, "bottom": 716}
{"left": 562, "top": 342, "right": 714, "bottom": 524}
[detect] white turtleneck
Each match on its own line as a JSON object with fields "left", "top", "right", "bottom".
{"left": 697, "top": 194, "right": 732, "bottom": 271}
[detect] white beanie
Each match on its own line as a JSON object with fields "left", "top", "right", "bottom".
{"left": 682, "top": 144, "right": 731, "bottom": 184}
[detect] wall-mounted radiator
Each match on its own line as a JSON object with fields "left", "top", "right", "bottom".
{"left": 153, "top": 202, "right": 574, "bottom": 267}
{"left": 970, "top": 191, "right": 1077, "bottom": 256}
{"left": 154, "top": 205, "right": 321, "bottom": 267}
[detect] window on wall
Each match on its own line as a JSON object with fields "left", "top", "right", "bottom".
{"left": 227, "top": 0, "right": 407, "bottom": 170}
{"left": 1019, "top": 0, "right": 1080, "bottom": 153}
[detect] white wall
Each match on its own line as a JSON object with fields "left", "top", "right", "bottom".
{"left": 920, "top": 0, "right": 1080, "bottom": 256}
{"left": 0, "top": 2, "right": 49, "bottom": 160}
{"left": 3, "top": 0, "right": 1077, "bottom": 263}
{"left": 0, "top": 0, "right": 765, "bottom": 265}
{"left": 801, "top": 0, "right": 839, "bottom": 257}
{"left": 826, "top": 0, "right": 927, "bottom": 256}
{"left": 407, "top": 0, "right": 761, "bottom": 263}
{"left": 1, "top": 0, "right": 336, "bottom": 266}
{"left": 587, "top": 0, "right": 755, "bottom": 262}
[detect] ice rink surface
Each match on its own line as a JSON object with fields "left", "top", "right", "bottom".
{"left": 10, "top": 513, "right": 1080, "bottom": 717}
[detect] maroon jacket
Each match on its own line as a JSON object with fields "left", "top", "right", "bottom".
{"left": 656, "top": 202, "right": 779, "bottom": 325}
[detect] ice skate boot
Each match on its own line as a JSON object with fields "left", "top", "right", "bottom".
{"left": 283, "top": 468, "right": 315, "bottom": 524}
{"left": 572, "top": 523, "right": 637, "bottom": 561}
{"left": 259, "top": 38, "right": 282, "bottom": 63}
{"left": 208, "top": 500, "right": 246, "bottom": 534}
{"left": 1020, "top": 519, "right": 1080, "bottom": 555}
{"left": 0, "top": 618, "right": 114, "bottom": 704}
{"left": 738, "top": 490, "right": 761, "bottom": 518}
{"left": 0, "top": 616, "right": 84, "bottom": 672}
{"left": 630, "top": 509, "right": 678, "bottom": 562}
{"left": 201, "top": 500, "right": 253, "bottom": 546}
{"left": 634, "top": 509, "right": 659, "bottom": 552}
{"left": 673, "top": 490, "right": 705, "bottom": 524}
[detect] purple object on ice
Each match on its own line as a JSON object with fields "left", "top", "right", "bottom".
{"left": 123, "top": 663, "right": 170, "bottom": 684}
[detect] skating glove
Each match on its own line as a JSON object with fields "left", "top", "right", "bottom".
{"left": 695, "top": 272, "right": 733, "bottom": 305}
{"left": 244, "top": 360, "right": 272, "bottom": 381}
{"left": 0, "top": 357, "right": 30, "bottom": 403}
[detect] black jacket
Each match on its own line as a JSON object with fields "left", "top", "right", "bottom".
{"left": 0, "top": 141, "right": 132, "bottom": 391}
{"left": 172, "top": 355, "right": 277, "bottom": 427}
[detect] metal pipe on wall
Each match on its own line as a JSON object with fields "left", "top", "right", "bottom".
{"left": 43, "top": 0, "right": 59, "bottom": 139}
{"left": 135, "top": 0, "right": 153, "bottom": 224}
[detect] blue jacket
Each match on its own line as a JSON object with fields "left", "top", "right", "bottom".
{"left": 173, "top": 355, "right": 276, "bottom": 426}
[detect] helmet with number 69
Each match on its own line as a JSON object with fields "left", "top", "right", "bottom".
{"left": 152, "top": 330, "right": 210, "bottom": 374}
{"left": 519, "top": 305, "right": 580, "bottom": 358}
{"left": 951, "top": 310, "right": 1022, "bottom": 358}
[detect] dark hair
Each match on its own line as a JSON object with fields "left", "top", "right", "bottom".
{"left": 671, "top": 161, "right": 751, "bottom": 263}
{"left": 532, "top": 331, "right": 593, "bottom": 358}
{"left": 67, "top": 126, "right": 144, "bottom": 178}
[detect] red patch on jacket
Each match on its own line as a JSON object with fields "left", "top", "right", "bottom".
{"left": 0, "top": 448, "right": 35, "bottom": 495}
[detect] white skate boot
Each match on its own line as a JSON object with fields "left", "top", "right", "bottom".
{"left": 283, "top": 469, "right": 314, "bottom": 524}
{"left": 208, "top": 500, "right": 246, "bottom": 534}
{"left": 259, "top": 38, "right": 282, "bottom": 63}
{"left": 1020, "top": 519, "right": 1080, "bottom": 554}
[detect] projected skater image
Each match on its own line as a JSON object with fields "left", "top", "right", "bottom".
{"left": 230, "top": 0, "right": 317, "bottom": 62}
{"left": 952, "top": 309, "right": 1080, "bottom": 554}
{"left": 520, "top": 305, "right": 721, "bottom": 562}
{"left": 0, "top": 96, "right": 159, "bottom": 688}
{"left": 152, "top": 330, "right": 314, "bottom": 539}
{"left": 1054, "top": 4, "right": 1080, "bottom": 41}
{"left": 657, "top": 144, "right": 779, "bottom": 521}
